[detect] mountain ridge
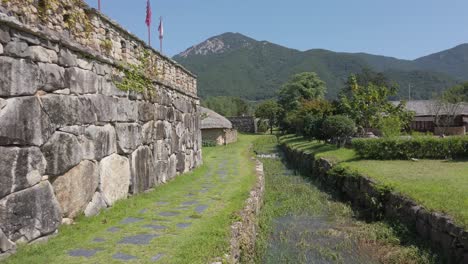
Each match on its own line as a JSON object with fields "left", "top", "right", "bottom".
{"left": 174, "top": 32, "right": 465, "bottom": 100}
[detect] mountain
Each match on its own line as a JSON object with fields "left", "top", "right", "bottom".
{"left": 174, "top": 33, "right": 464, "bottom": 101}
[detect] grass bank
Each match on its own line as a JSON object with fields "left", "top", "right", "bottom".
{"left": 280, "top": 135, "right": 468, "bottom": 229}
{"left": 254, "top": 135, "right": 438, "bottom": 264}
{"left": 5, "top": 134, "right": 259, "bottom": 264}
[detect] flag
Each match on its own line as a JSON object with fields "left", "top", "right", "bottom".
{"left": 145, "top": 0, "right": 152, "bottom": 27}
{"left": 158, "top": 17, "right": 164, "bottom": 39}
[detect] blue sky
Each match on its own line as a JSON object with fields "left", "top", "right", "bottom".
{"left": 85, "top": 0, "right": 468, "bottom": 59}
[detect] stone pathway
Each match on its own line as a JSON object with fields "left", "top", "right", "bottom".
{"left": 53, "top": 150, "right": 243, "bottom": 263}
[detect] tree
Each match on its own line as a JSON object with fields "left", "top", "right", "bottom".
{"left": 338, "top": 75, "right": 410, "bottom": 133}
{"left": 322, "top": 115, "right": 356, "bottom": 147}
{"left": 255, "top": 100, "right": 282, "bottom": 134}
{"left": 278, "top": 72, "right": 326, "bottom": 111}
{"left": 202, "top": 96, "right": 251, "bottom": 117}
{"left": 443, "top": 82, "right": 468, "bottom": 103}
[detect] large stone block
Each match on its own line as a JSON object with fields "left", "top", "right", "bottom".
{"left": 99, "top": 154, "right": 130, "bottom": 206}
{"left": 155, "top": 121, "right": 167, "bottom": 140}
{"left": 154, "top": 140, "right": 170, "bottom": 161}
{"left": 0, "top": 147, "right": 45, "bottom": 199}
{"left": 38, "top": 63, "right": 66, "bottom": 92}
{"left": 176, "top": 152, "right": 185, "bottom": 173}
{"left": 130, "top": 146, "right": 156, "bottom": 194}
{"left": 142, "top": 121, "right": 156, "bottom": 145}
{"left": 65, "top": 67, "right": 99, "bottom": 94}
{"left": 0, "top": 57, "right": 41, "bottom": 97}
{"left": 84, "top": 192, "right": 107, "bottom": 217}
{"left": 168, "top": 154, "right": 177, "bottom": 180}
{"left": 58, "top": 48, "right": 77, "bottom": 67}
{"left": 41, "top": 95, "right": 96, "bottom": 127}
{"left": 3, "top": 40, "right": 27, "bottom": 57}
{"left": 138, "top": 101, "right": 155, "bottom": 122}
{"left": 52, "top": 160, "right": 99, "bottom": 218}
{"left": 41, "top": 132, "right": 83, "bottom": 176}
{"left": 155, "top": 161, "right": 168, "bottom": 184}
{"left": 23, "top": 46, "right": 58, "bottom": 64}
{"left": 0, "top": 27, "right": 10, "bottom": 44}
{"left": 0, "top": 182, "right": 62, "bottom": 242}
{"left": 0, "top": 96, "right": 53, "bottom": 146}
{"left": 115, "top": 123, "right": 142, "bottom": 154}
{"left": 80, "top": 125, "right": 117, "bottom": 161}
{"left": 0, "top": 229, "right": 15, "bottom": 253}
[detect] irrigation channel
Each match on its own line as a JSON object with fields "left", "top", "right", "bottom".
{"left": 254, "top": 136, "right": 439, "bottom": 264}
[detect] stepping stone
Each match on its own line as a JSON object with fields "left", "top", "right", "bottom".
{"left": 118, "top": 234, "right": 159, "bottom": 245}
{"left": 120, "top": 217, "right": 143, "bottom": 224}
{"left": 195, "top": 205, "right": 208, "bottom": 214}
{"left": 113, "top": 252, "right": 138, "bottom": 261}
{"left": 143, "top": 224, "right": 167, "bottom": 230}
{"left": 107, "top": 227, "right": 120, "bottom": 233}
{"left": 156, "top": 201, "right": 169, "bottom": 205}
{"left": 151, "top": 253, "right": 165, "bottom": 262}
{"left": 68, "top": 249, "right": 100, "bottom": 258}
{"left": 159, "top": 211, "right": 180, "bottom": 217}
{"left": 181, "top": 200, "right": 198, "bottom": 206}
{"left": 176, "top": 223, "right": 192, "bottom": 229}
{"left": 92, "top": 238, "right": 106, "bottom": 243}
{"left": 139, "top": 209, "right": 148, "bottom": 214}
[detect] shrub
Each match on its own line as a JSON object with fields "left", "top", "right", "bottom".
{"left": 322, "top": 115, "right": 357, "bottom": 147}
{"left": 302, "top": 114, "right": 324, "bottom": 140}
{"left": 257, "top": 119, "right": 269, "bottom": 133}
{"left": 378, "top": 116, "right": 403, "bottom": 138}
{"left": 202, "top": 140, "right": 217, "bottom": 147}
{"left": 352, "top": 136, "right": 468, "bottom": 160}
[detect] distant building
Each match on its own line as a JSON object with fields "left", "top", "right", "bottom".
{"left": 201, "top": 107, "right": 238, "bottom": 145}
{"left": 393, "top": 100, "right": 468, "bottom": 135}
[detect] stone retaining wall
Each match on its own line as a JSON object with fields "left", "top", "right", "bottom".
{"left": 0, "top": 2, "right": 202, "bottom": 258}
{"left": 228, "top": 160, "right": 264, "bottom": 263}
{"left": 281, "top": 144, "right": 468, "bottom": 264}
{"left": 228, "top": 116, "right": 257, "bottom": 133}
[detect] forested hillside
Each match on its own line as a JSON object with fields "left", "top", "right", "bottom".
{"left": 174, "top": 33, "right": 465, "bottom": 100}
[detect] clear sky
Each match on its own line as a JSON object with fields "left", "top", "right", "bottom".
{"left": 85, "top": 0, "right": 468, "bottom": 60}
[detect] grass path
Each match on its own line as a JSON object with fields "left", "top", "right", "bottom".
{"left": 5, "top": 134, "right": 259, "bottom": 264}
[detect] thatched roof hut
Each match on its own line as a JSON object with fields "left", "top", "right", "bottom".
{"left": 201, "top": 107, "right": 233, "bottom": 129}
{"left": 200, "top": 107, "right": 237, "bottom": 145}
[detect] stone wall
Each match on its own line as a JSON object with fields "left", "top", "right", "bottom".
{"left": 228, "top": 116, "right": 257, "bottom": 133}
{"left": 0, "top": 1, "right": 201, "bottom": 258}
{"left": 228, "top": 160, "right": 264, "bottom": 263}
{"left": 281, "top": 144, "right": 468, "bottom": 264}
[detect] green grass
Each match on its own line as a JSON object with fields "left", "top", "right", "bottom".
{"left": 254, "top": 135, "right": 438, "bottom": 264}
{"left": 5, "top": 134, "right": 259, "bottom": 264}
{"left": 280, "top": 135, "right": 468, "bottom": 229}
{"left": 343, "top": 159, "right": 468, "bottom": 228}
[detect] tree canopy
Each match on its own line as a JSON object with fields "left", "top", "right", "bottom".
{"left": 202, "top": 96, "right": 251, "bottom": 117}
{"left": 255, "top": 100, "right": 282, "bottom": 134}
{"left": 278, "top": 72, "right": 327, "bottom": 110}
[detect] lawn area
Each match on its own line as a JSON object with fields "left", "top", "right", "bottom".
{"left": 280, "top": 135, "right": 468, "bottom": 229}
{"left": 5, "top": 134, "right": 259, "bottom": 264}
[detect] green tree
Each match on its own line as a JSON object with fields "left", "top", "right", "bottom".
{"left": 443, "top": 82, "right": 468, "bottom": 103}
{"left": 338, "top": 75, "right": 410, "bottom": 132}
{"left": 322, "top": 115, "right": 356, "bottom": 147}
{"left": 278, "top": 72, "right": 326, "bottom": 110}
{"left": 202, "top": 96, "right": 251, "bottom": 117}
{"left": 255, "top": 100, "right": 282, "bottom": 134}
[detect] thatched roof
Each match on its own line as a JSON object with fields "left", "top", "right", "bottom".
{"left": 200, "top": 107, "right": 233, "bottom": 129}
{"left": 391, "top": 100, "right": 468, "bottom": 116}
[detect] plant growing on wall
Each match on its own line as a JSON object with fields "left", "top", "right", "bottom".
{"left": 114, "top": 50, "right": 159, "bottom": 98}
{"left": 100, "top": 39, "right": 113, "bottom": 55}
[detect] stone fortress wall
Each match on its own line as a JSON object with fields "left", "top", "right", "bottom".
{"left": 0, "top": 0, "right": 201, "bottom": 257}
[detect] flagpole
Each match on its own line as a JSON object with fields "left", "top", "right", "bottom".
{"left": 148, "top": 25, "right": 151, "bottom": 47}
{"left": 98, "top": 0, "right": 101, "bottom": 11}
{"left": 159, "top": 16, "right": 163, "bottom": 54}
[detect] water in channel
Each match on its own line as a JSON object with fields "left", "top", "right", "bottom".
{"left": 255, "top": 142, "right": 437, "bottom": 264}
